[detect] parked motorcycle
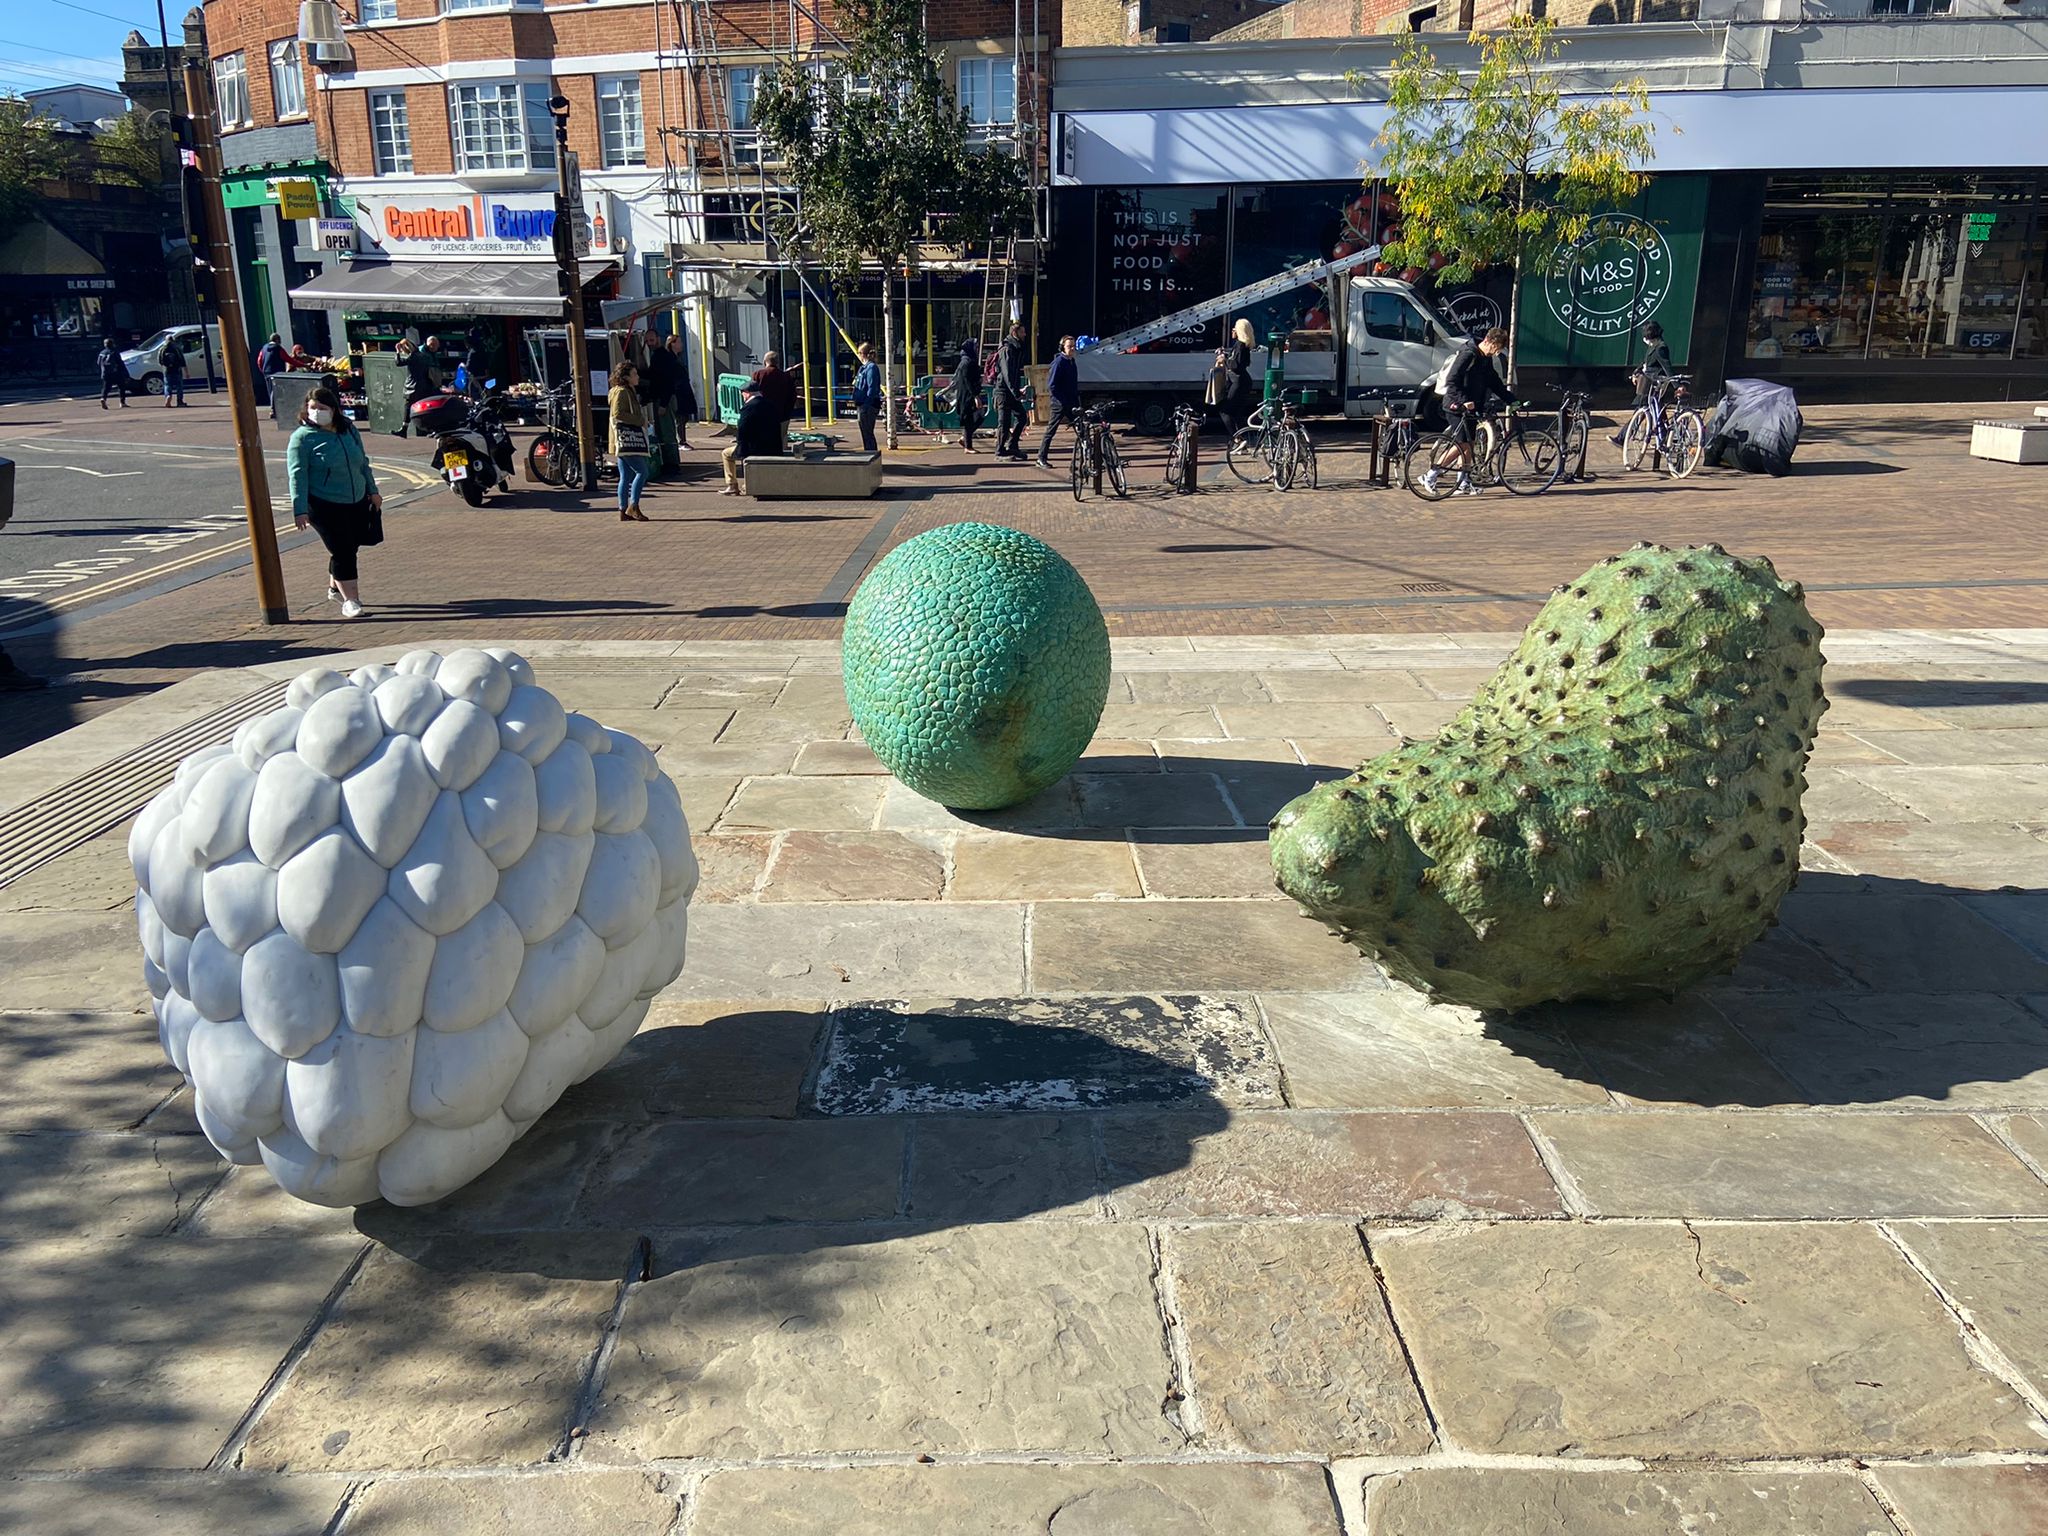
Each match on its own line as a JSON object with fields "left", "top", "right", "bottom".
{"left": 411, "top": 384, "right": 516, "bottom": 506}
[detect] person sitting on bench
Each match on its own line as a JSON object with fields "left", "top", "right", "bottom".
{"left": 722, "top": 382, "right": 784, "bottom": 497}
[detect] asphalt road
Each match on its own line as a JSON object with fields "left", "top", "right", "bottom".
{"left": 0, "top": 405, "right": 441, "bottom": 637}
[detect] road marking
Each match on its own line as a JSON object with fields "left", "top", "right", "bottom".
{"left": 14, "top": 464, "right": 144, "bottom": 478}
{"left": 0, "top": 513, "right": 276, "bottom": 610}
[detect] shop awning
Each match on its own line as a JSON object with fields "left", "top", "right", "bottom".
{"left": 0, "top": 219, "right": 104, "bottom": 278}
{"left": 288, "top": 258, "right": 618, "bottom": 318}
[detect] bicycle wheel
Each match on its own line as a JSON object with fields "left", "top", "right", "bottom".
{"left": 1292, "top": 429, "right": 1317, "bottom": 490}
{"left": 1562, "top": 411, "right": 1589, "bottom": 478}
{"left": 1666, "top": 410, "right": 1705, "bottom": 479}
{"left": 1070, "top": 437, "right": 1089, "bottom": 502}
{"left": 1227, "top": 426, "right": 1275, "bottom": 485}
{"left": 1620, "top": 409, "right": 1654, "bottom": 471}
{"left": 1501, "top": 427, "right": 1565, "bottom": 496}
{"left": 1403, "top": 435, "right": 1460, "bottom": 503}
{"left": 1103, "top": 434, "right": 1128, "bottom": 498}
{"left": 1271, "top": 431, "right": 1298, "bottom": 491}
{"left": 1467, "top": 420, "right": 1505, "bottom": 488}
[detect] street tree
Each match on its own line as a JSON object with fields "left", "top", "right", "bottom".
{"left": 752, "top": 0, "right": 1029, "bottom": 447}
{"left": 1364, "top": 17, "right": 1653, "bottom": 380}
{"left": 92, "top": 111, "right": 169, "bottom": 190}
{"left": 0, "top": 95, "right": 74, "bottom": 224}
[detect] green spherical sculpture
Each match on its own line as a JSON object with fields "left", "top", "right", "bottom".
{"left": 844, "top": 522, "right": 1110, "bottom": 810}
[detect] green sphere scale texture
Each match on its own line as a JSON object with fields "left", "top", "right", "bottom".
{"left": 1270, "top": 543, "right": 1827, "bottom": 1012}
{"left": 843, "top": 522, "right": 1111, "bottom": 810}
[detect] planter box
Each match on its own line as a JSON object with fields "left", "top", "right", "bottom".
{"left": 1970, "top": 420, "right": 2048, "bottom": 464}
{"left": 744, "top": 451, "right": 883, "bottom": 499}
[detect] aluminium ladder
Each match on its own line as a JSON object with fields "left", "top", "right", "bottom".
{"left": 1077, "top": 244, "right": 1382, "bottom": 356}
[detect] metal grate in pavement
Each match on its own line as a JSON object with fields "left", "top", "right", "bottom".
{"left": 0, "top": 681, "right": 289, "bottom": 889}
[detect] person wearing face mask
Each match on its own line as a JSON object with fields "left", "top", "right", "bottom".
{"left": 288, "top": 384, "right": 382, "bottom": 619}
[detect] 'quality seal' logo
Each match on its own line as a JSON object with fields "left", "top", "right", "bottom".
{"left": 1544, "top": 214, "right": 1671, "bottom": 340}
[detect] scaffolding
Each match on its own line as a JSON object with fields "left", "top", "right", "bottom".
{"left": 645, "top": 0, "right": 1047, "bottom": 431}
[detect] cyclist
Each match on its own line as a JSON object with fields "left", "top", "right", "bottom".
{"left": 1610, "top": 320, "right": 1673, "bottom": 444}
{"left": 1422, "top": 326, "right": 1511, "bottom": 497}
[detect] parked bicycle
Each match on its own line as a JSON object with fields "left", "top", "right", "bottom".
{"left": 1405, "top": 402, "right": 1563, "bottom": 501}
{"left": 1378, "top": 405, "right": 1418, "bottom": 490}
{"left": 1549, "top": 385, "right": 1593, "bottom": 482}
{"left": 1071, "top": 402, "right": 1127, "bottom": 502}
{"left": 524, "top": 382, "right": 588, "bottom": 490}
{"left": 1164, "top": 403, "right": 1201, "bottom": 494}
{"left": 1227, "top": 396, "right": 1318, "bottom": 490}
{"left": 1619, "top": 374, "right": 1704, "bottom": 479}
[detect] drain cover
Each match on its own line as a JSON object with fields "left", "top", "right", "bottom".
{"left": 1400, "top": 581, "right": 1453, "bottom": 594}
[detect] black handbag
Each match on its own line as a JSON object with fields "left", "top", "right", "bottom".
{"left": 360, "top": 497, "right": 384, "bottom": 546}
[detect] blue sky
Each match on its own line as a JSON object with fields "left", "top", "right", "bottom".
{"left": 0, "top": 0, "right": 179, "bottom": 100}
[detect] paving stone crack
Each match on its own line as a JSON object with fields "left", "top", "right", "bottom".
{"left": 555, "top": 1234, "right": 654, "bottom": 1462}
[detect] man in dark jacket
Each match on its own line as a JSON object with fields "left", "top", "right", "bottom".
{"left": 643, "top": 330, "right": 682, "bottom": 475}
{"left": 97, "top": 339, "right": 128, "bottom": 408}
{"left": 1422, "top": 325, "right": 1512, "bottom": 497}
{"left": 1034, "top": 335, "right": 1081, "bottom": 469}
{"left": 750, "top": 351, "right": 797, "bottom": 448}
{"left": 993, "top": 322, "right": 1030, "bottom": 461}
{"left": 952, "top": 339, "right": 984, "bottom": 453}
{"left": 393, "top": 335, "right": 443, "bottom": 435}
{"left": 722, "top": 383, "right": 782, "bottom": 496}
{"left": 255, "top": 331, "right": 288, "bottom": 405}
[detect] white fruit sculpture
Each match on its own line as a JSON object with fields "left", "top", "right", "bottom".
{"left": 130, "top": 647, "right": 696, "bottom": 1207}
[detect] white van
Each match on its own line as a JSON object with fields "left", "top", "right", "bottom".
{"left": 122, "top": 324, "right": 225, "bottom": 395}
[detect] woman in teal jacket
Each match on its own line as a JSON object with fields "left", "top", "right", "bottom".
{"left": 287, "top": 384, "right": 382, "bottom": 618}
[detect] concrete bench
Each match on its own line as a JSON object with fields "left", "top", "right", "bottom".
{"left": 744, "top": 451, "right": 883, "bottom": 499}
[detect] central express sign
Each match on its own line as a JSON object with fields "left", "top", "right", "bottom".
{"left": 381, "top": 202, "right": 560, "bottom": 243}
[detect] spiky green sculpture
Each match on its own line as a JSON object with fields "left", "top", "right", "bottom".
{"left": 1271, "top": 543, "right": 1826, "bottom": 1011}
{"left": 843, "top": 522, "right": 1110, "bottom": 810}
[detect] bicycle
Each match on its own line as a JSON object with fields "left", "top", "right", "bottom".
{"left": 1164, "top": 403, "right": 1200, "bottom": 495}
{"left": 1378, "top": 406, "right": 1417, "bottom": 489}
{"left": 524, "top": 382, "right": 588, "bottom": 490}
{"left": 1227, "top": 396, "right": 1317, "bottom": 490}
{"left": 1619, "top": 374, "right": 1704, "bottom": 479}
{"left": 1547, "top": 385, "right": 1593, "bottom": 482}
{"left": 1071, "top": 402, "right": 1127, "bottom": 502}
{"left": 1405, "top": 402, "right": 1563, "bottom": 502}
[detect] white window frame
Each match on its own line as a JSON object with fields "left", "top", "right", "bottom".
{"left": 268, "top": 39, "right": 305, "bottom": 121}
{"left": 449, "top": 80, "right": 557, "bottom": 174}
{"left": 370, "top": 89, "right": 412, "bottom": 174}
{"left": 213, "top": 52, "right": 251, "bottom": 130}
{"left": 957, "top": 56, "right": 1016, "bottom": 128}
{"left": 442, "top": 0, "right": 543, "bottom": 10}
{"left": 357, "top": 0, "right": 398, "bottom": 18}
{"left": 597, "top": 74, "right": 644, "bottom": 168}
{"left": 726, "top": 65, "right": 759, "bottom": 167}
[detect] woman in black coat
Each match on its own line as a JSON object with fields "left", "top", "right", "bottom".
{"left": 952, "top": 339, "right": 983, "bottom": 453}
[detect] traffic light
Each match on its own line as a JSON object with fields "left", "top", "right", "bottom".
{"left": 190, "top": 258, "right": 216, "bottom": 307}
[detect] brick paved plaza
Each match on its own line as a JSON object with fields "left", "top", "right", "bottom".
{"left": 2, "top": 398, "right": 2048, "bottom": 1532}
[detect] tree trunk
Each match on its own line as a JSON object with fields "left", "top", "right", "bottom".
{"left": 882, "top": 279, "right": 898, "bottom": 450}
{"left": 1506, "top": 244, "right": 1522, "bottom": 389}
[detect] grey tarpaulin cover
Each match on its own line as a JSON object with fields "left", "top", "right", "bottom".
{"left": 1705, "top": 378, "right": 1802, "bottom": 476}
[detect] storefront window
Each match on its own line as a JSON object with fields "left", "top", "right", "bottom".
{"left": 450, "top": 81, "right": 556, "bottom": 173}
{"left": 1745, "top": 174, "right": 2042, "bottom": 362}
{"left": 1094, "top": 187, "right": 1229, "bottom": 349}
{"left": 1227, "top": 184, "right": 1370, "bottom": 346}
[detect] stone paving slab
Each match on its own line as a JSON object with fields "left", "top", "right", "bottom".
{"left": 1726, "top": 992, "right": 2048, "bottom": 1107}
{"left": 0, "top": 911, "right": 149, "bottom": 1013}
{"left": 0, "top": 1008, "right": 182, "bottom": 1131}
{"left": 0, "top": 1131, "right": 225, "bottom": 1240}
{"left": 1533, "top": 1111, "right": 2048, "bottom": 1217}
{"left": 338, "top": 1469, "right": 683, "bottom": 1534}
{"left": 1890, "top": 1221, "right": 2048, "bottom": 1402}
{"left": 0, "top": 1236, "right": 365, "bottom": 1472}
{"left": 0, "top": 1474, "right": 353, "bottom": 1535}
{"left": 1373, "top": 1221, "right": 2045, "bottom": 1457}
{"left": 240, "top": 1234, "right": 634, "bottom": 1472}
{"left": 1357, "top": 1467, "right": 1895, "bottom": 1535}
{"left": 688, "top": 1462, "right": 1344, "bottom": 1535}
{"left": 588, "top": 1224, "right": 1179, "bottom": 1461}
{"left": 1871, "top": 1463, "right": 2048, "bottom": 1536}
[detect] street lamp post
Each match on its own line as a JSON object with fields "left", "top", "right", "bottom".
{"left": 548, "top": 97, "right": 598, "bottom": 483}
{"left": 180, "top": 59, "right": 289, "bottom": 624}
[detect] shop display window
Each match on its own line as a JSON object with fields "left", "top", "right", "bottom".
{"left": 1093, "top": 186, "right": 1230, "bottom": 349}
{"left": 1745, "top": 174, "right": 2042, "bottom": 362}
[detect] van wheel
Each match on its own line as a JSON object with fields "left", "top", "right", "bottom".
{"left": 142, "top": 373, "right": 164, "bottom": 396}
{"left": 1133, "top": 398, "right": 1170, "bottom": 435}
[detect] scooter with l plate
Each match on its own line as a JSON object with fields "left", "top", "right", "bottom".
{"left": 411, "top": 383, "right": 517, "bottom": 506}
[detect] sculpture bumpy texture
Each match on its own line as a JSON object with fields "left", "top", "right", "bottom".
{"left": 131, "top": 647, "right": 697, "bottom": 1207}
{"left": 1270, "top": 544, "right": 1826, "bottom": 1011}
{"left": 843, "top": 522, "right": 1110, "bottom": 810}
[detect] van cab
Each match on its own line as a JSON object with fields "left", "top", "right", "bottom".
{"left": 122, "top": 324, "right": 224, "bottom": 395}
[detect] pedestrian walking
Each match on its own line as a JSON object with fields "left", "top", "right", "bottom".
{"left": 610, "top": 360, "right": 652, "bottom": 522}
{"left": 953, "top": 339, "right": 984, "bottom": 453}
{"left": 287, "top": 383, "right": 382, "bottom": 620}
{"left": 255, "top": 331, "right": 288, "bottom": 405}
{"left": 1219, "top": 318, "right": 1255, "bottom": 428}
{"left": 750, "top": 351, "right": 797, "bottom": 449}
{"left": 722, "top": 382, "right": 782, "bottom": 496}
{"left": 994, "top": 322, "right": 1030, "bottom": 461}
{"left": 670, "top": 335, "right": 698, "bottom": 452}
{"left": 643, "top": 330, "right": 681, "bottom": 475}
{"left": 160, "top": 335, "right": 187, "bottom": 407}
{"left": 851, "top": 341, "right": 883, "bottom": 452}
{"left": 1035, "top": 335, "right": 1081, "bottom": 469}
{"left": 97, "top": 338, "right": 128, "bottom": 408}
